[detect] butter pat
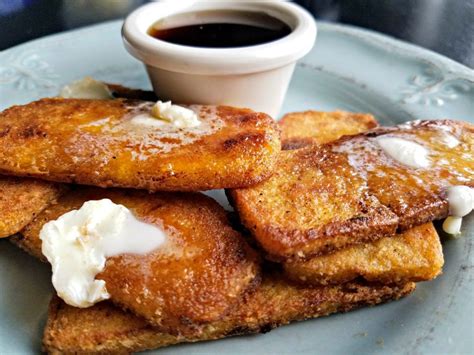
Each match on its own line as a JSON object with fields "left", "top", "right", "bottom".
{"left": 130, "top": 114, "right": 166, "bottom": 128}
{"left": 446, "top": 185, "right": 474, "bottom": 217}
{"left": 440, "top": 132, "right": 460, "bottom": 148}
{"left": 40, "top": 199, "right": 166, "bottom": 308}
{"left": 151, "top": 100, "right": 200, "bottom": 128}
{"left": 376, "top": 136, "right": 431, "bottom": 169}
{"left": 442, "top": 216, "right": 462, "bottom": 236}
{"left": 60, "top": 77, "right": 113, "bottom": 99}
{"left": 442, "top": 186, "right": 474, "bottom": 236}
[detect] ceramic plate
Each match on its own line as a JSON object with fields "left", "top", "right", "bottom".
{"left": 0, "top": 20, "right": 473, "bottom": 354}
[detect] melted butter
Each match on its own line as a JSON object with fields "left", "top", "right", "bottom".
{"left": 60, "top": 77, "right": 113, "bottom": 100}
{"left": 331, "top": 120, "right": 473, "bottom": 236}
{"left": 442, "top": 185, "right": 474, "bottom": 236}
{"left": 151, "top": 100, "right": 201, "bottom": 128}
{"left": 446, "top": 185, "right": 474, "bottom": 217}
{"left": 67, "top": 103, "right": 224, "bottom": 162}
{"left": 442, "top": 216, "right": 462, "bottom": 236}
{"left": 130, "top": 114, "right": 167, "bottom": 128}
{"left": 333, "top": 120, "right": 473, "bottom": 187}
{"left": 440, "top": 131, "right": 460, "bottom": 148}
{"left": 128, "top": 101, "right": 200, "bottom": 128}
{"left": 40, "top": 199, "right": 166, "bottom": 308}
{"left": 376, "top": 136, "right": 431, "bottom": 168}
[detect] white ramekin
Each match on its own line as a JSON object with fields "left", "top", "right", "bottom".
{"left": 122, "top": 1, "right": 317, "bottom": 118}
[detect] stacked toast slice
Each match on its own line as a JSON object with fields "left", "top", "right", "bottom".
{"left": 229, "top": 113, "right": 472, "bottom": 260}
{"left": 1, "top": 84, "right": 471, "bottom": 353}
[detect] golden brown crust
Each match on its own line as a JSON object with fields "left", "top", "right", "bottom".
{"left": 284, "top": 223, "right": 444, "bottom": 285}
{"left": 43, "top": 273, "right": 415, "bottom": 354}
{"left": 228, "top": 146, "right": 399, "bottom": 260}
{"left": 279, "top": 110, "right": 378, "bottom": 150}
{"left": 0, "top": 98, "right": 281, "bottom": 191}
{"left": 0, "top": 176, "right": 65, "bottom": 238}
{"left": 229, "top": 119, "right": 473, "bottom": 260}
{"left": 15, "top": 187, "right": 259, "bottom": 335}
{"left": 1, "top": 84, "right": 151, "bottom": 240}
{"left": 334, "top": 119, "right": 474, "bottom": 230}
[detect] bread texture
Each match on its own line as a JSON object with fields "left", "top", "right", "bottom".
{"left": 43, "top": 272, "right": 415, "bottom": 354}
{"left": 0, "top": 98, "right": 281, "bottom": 191}
{"left": 12, "top": 187, "right": 259, "bottom": 335}
{"left": 284, "top": 223, "right": 444, "bottom": 285}
{"left": 229, "top": 119, "right": 473, "bottom": 259}
{"left": 0, "top": 177, "right": 64, "bottom": 238}
{"left": 280, "top": 110, "right": 378, "bottom": 149}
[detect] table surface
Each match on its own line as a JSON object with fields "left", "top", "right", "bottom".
{"left": 0, "top": 0, "right": 473, "bottom": 68}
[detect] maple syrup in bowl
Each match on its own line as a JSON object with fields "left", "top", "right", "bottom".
{"left": 147, "top": 10, "right": 292, "bottom": 48}
{"left": 122, "top": 2, "right": 317, "bottom": 117}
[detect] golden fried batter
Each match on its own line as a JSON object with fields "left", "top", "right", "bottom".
{"left": 229, "top": 119, "right": 473, "bottom": 260}
{"left": 43, "top": 272, "right": 415, "bottom": 354}
{"left": 337, "top": 120, "right": 474, "bottom": 230}
{"left": 0, "top": 84, "right": 151, "bottom": 239}
{"left": 228, "top": 145, "right": 399, "bottom": 260}
{"left": 0, "top": 177, "right": 64, "bottom": 238}
{"left": 279, "top": 110, "right": 378, "bottom": 149}
{"left": 276, "top": 111, "right": 445, "bottom": 284}
{"left": 284, "top": 223, "right": 443, "bottom": 285}
{"left": 0, "top": 98, "right": 280, "bottom": 191}
{"left": 13, "top": 187, "right": 259, "bottom": 335}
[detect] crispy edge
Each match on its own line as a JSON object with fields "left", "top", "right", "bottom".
{"left": 333, "top": 119, "right": 474, "bottom": 231}
{"left": 279, "top": 110, "right": 378, "bottom": 150}
{"left": 284, "top": 223, "right": 444, "bottom": 285}
{"left": 0, "top": 177, "right": 65, "bottom": 238}
{"left": 43, "top": 274, "right": 415, "bottom": 354}
{"left": 227, "top": 146, "right": 399, "bottom": 261}
{"left": 12, "top": 187, "right": 261, "bottom": 334}
{"left": 230, "top": 119, "right": 473, "bottom": 260}
{"left": 0, "top": 99, "right": 281, "bottom": 192}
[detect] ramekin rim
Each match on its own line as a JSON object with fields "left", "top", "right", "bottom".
{"left": 122, "top": 1, "right": 317, "bottom": 75}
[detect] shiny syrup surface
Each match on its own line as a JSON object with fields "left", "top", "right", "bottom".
{"left": 148, "top": 11, "right": 292, "bottom": 48}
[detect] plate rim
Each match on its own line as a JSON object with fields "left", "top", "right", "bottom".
{"left": 1, "top": 19, "right": 473, "bottom": 80}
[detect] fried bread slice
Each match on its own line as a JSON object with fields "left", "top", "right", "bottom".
{"left": 229, "top": 119, "right": 473, "bottom": 260}
{"left": 0, "top": 177, "right": 64, "bottom": 238}
{"left": 280, "top": 110, "right": 378, "bottom": 149}
{"left": 0, "top": 83, "right": 151, "bottom": 239}
{"left": 334, "top": 119, "right": 473, "bottom": 229}
{"left": 278, "top": 111, "right": 444, "bottom": 284}
{"left": 43, "top": 272, "right": 415, "bottom": 354}
{"left": 12, "top": 187, "right": 259, "bottom": 335}
{"left": 0, "top": 98, "right": 280, "bottom": 191}
{"left": 284, "top": 223, "right": 443, "bottom": 285}
{"left": 227, "top": 145, "right": 399, "bottom": 260}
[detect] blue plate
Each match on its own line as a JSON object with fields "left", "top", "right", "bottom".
{"left": 0, "top": 20, "right": 473, "bottom": 354}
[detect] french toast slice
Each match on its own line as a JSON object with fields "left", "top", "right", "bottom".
{"left": 284, "top": 223, "right": 444, "bottom": 285}
{"left": 229, "top": 119, "right": 473, "bottom": 260}
{"left": 334, "top": 119, "right": 473, "bottom": 230}
{"left": 43, "top": 272, "right": 415, "bottom": 354}
{"left": 276, "top": 111, "right": 444, "bottom": 284}
{"left": 0, "top": 177, "right": 64, "bottom": 238}
{"left": 227, "top": 145, "right": 399, "bottom": 260}
{"left": 280, "top": 110, "right": 378, "bottom": 149}
{"left": 11, "top": 187, "right": 259, "bottom": 335}
{"left": 0, "top": 83, "right": 155, "bottom": 239}
{"left": 0, "top": 98, "right": 280, "bottom": 191}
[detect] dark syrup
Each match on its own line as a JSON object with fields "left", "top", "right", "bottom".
{"left": 148, "top": 10, "right": 292, "bottom": 48}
